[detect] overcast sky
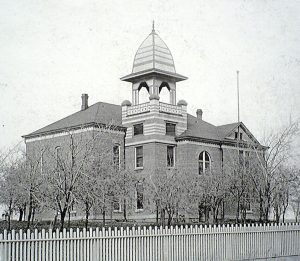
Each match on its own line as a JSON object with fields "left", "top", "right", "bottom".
{"left": 0, "top": 0, "right": 299, "bottom": 159}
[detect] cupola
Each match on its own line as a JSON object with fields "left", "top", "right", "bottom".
{"left": 121, "top": 23, "right": 187, "bottom": 106}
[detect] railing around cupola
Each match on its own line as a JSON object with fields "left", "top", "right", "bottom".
{"left": 125, "top": 102, "right": 184, "bottom": 116}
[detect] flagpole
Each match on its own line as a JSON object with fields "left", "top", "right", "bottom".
{"left": 237, "top": 70, "right": 240, "bottom": 123}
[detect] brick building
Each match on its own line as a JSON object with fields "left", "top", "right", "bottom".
{"left": 23, "top": 27, "right": 264, "bottom": 222}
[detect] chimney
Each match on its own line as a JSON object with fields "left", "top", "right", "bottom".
{"left": 81, "top": 94, "right": 89, "bottom": 110}
{"left": 196, "top": 109, "right": 203, "bottom": 120}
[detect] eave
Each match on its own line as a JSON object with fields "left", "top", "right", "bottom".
{"left": 22, "top": 122, "right": 126, "bottom": 139}
{"left": 120, "top": 68, "right": 188, "bottom": 83}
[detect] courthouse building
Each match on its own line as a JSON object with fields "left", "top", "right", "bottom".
{"left": 23, "top": 27, "right": 264, "bottom": 221}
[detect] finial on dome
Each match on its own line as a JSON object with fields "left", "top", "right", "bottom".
{"left": 152, "top": 20, "right": 155, "bottom": 33}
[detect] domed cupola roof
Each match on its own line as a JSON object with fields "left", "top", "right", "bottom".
{"left": 132, "top": 28, "right": 176, "bottom": 74}
{"left": 121, "top": 24, "right": 187, "bottom": 83}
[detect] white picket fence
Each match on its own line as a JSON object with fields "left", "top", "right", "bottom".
{"left": 0, "top": 223, "right": 300, "bottom": 261}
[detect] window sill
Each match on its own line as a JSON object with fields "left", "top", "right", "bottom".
{"left": 113, "top": 210, "right": 122, "bottom": 213}
{"left": 135, "top": 167, "right": 144, "bottom": 171}
{"left": 135, "top": 209, "right": 144, "bottom": 213}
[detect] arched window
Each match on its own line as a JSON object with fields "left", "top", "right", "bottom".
{"left": 199, "top": 151, "right": 211, "bottom": 174}
{"left": 55, "top": 146, "right": 61, "bottom": 168}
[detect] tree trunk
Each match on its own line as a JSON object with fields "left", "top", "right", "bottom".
{"left": 236, "top": 198, "right": 240, "bottom": 223}
{"left": 123, "top": 199, "right": 127, "bottom": 222}
{"left": 27, "top": 195, "right": 33, "bottom": 229}
{"left": 68, "top": 210, "right": 71, "bottom": 228}
{"left": 85, "top": 202, "right": 89, "bottom": 229}
{"left": 160, "top": 208, "right": 165, "bottom": 226}
{"left": 31, "top": 207, "right": 35, "bottom": 224}
{"left": 204, "top": 205, "right": 210, "bottom": 223}
{"left": 23, "top": 203, "right": 26, "bottom": 221}
{"left": 198, "top": 204, "right": 203, "bottom": 223}
{"left": 221, "top": 200, "right": 225, "bottom": 222}
{"left": 102, "top": 210, "right": 106, "bottom": 226}
{"left": 53, "top": 214, "right": 58, "bottom": 228}
{"left": 60, "top": 209, "right": 67, "bottom": 232}
{"left": 7, "top": 200, "right": 12, "bottom": 231}
{"left": 167, "top": 209, "right": 173, "bottom": 226}
{"left": 156, "top": 202, "right": 159, "bottom": 225}
{"left": 19, "top": 208, "right": 23, "bottom": 221}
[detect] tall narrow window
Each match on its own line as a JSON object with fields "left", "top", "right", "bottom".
{"left": 167, "top": 146, "right": 175, "bottom": 167}
{"left": 40, "top": 150, "right": 44, "bottom": 174}
{"left": 136, "top": 183, "right": 144, "bottom": 211}
{"left": 166, "top": 122, "right": 176, "bottom": 136}
{"left": 235, "top": 132, "right": 238, "bottom": 139}
{"left": 113, "top": 145, "right": 120, "bottom": 169}
{"left": 133, "top": 123, "right": 143, "bottom": 136}
{"left": 135, "top": 146, "right": 143, "bottom": 168}
{"left": 239, "top": 150, "right": 244, "bottom": 166}
{"left": 199, "top": 151, "right": 211, "bottom": 174}
{"left": 55, "top": 146, "right": 61, "bottom": 168}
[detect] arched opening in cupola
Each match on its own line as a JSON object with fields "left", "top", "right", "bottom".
{"left": 159, "top": 82, "right": 171, "bottom": 104}
{"left": 138, "top": 82, "right": 149, "bottom": 104}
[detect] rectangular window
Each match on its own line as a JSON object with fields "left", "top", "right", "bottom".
{"left": 135, "top": 146, "right": 143, "bottom": 168}
{"left": 133, "top": 123, "right": 143, "bottom": 136}
{"left": 240, "top": 133, "right": 243, "bottom": 140}
{"left": 167, "top": 146, "right": 175, "bottom": 167}
{"left": 235, "top": 132, "right": 238, "bottom": 139}
{"left": 239, "top": 150, "right": 244, "bottom": 166}
{"left": 166, "top": 122, "right": 176, "bottom": 136}
{"left": 136, "top": 184, "right": 144, "bottom": 211}
{"left": 113, "top": 197, "right": 121, "bottom": 212}
{"left": 113, "top": 145, "right": 120, "bottom": 169}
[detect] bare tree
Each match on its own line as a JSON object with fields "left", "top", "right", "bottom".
{"left": 147, "top": 168, "right": 188, "bottom": 226}
{"left": 0, "top": 156, "right": 25, "bottom": 230}
{"left": 290, "top": 167, "right": 300, "bottom": 222}
{"left": 251, "top": 121, "right": 299, "bottom": 222}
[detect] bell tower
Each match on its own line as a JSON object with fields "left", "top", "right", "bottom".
{"left": 121, "top": 25, "right": 188, "bottom": 174}
{"left": 121, "top": 24, "right": 187, "bottom": 106}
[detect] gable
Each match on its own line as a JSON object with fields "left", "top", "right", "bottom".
{"left": 220, "top": 122, "right": 260, "bottom": 145}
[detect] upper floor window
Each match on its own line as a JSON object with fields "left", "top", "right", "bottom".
{"left": 235, "top": 131, "right": 243, "bottom": 140}
{"left": 113, "top": 145, "right": 120, "bottom": 169}
{"left": 40, "top": 150, "right": 44, "bottom": 174}
{"left": 135, "top": 146, "right": 143, "bottom": 169}
{"left": 167, "top": 146, "right": 175, "bottom": 167}
{"left": 55, "top": 146, "right": 61, "bottom": 168}
{"left": 199, "top": 151, "right": 211, "bottom": 174}
{"left": 166, "top": 122, "right": 176, "bottom": 136}
{"left": 133, "top": 123, "right": 143, "bottom": 136}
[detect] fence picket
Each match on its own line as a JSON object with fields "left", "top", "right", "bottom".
{"left": 1, "top": 223, "right": 300, "bottom": 260}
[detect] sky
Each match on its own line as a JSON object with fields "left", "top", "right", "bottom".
{"left": 0, "top": 0, "right": 299, "bottom": 160}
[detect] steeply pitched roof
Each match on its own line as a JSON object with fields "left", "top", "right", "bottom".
{"left": 177, "top": 114, "right": 221, "bottom": 141}
{"left": 24, "top": 102, "right": 123, "bottom": 138}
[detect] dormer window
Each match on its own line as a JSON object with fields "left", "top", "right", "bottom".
{"left": 166, "top": 122, "right": 176, "bottom": 136}
{"left": 133, "top": 123, "right": 143, "bottom": 136}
